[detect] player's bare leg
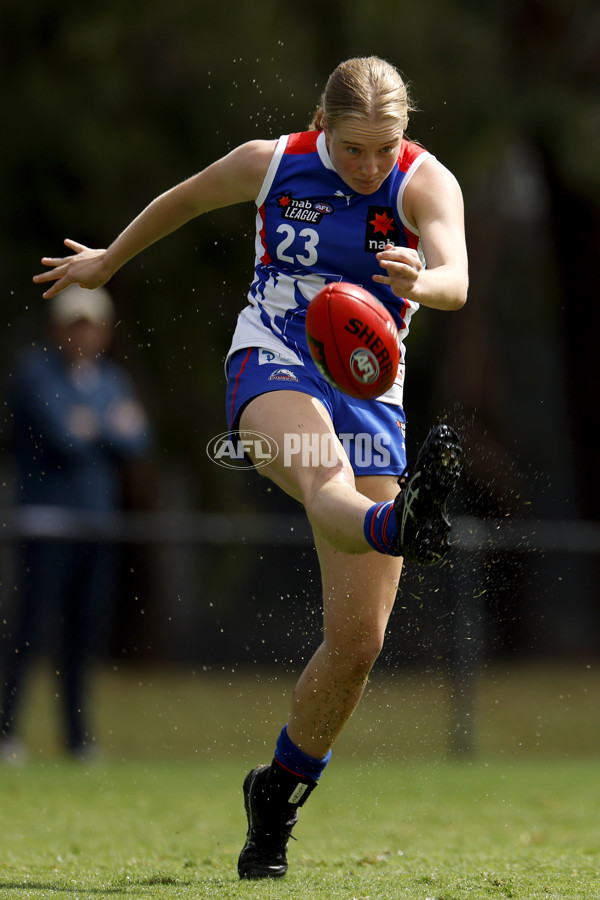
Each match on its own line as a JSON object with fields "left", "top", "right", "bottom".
{"left": 286, "top": 475, "right": 402, "bottom": 759}
{"left": 239, "top": 395, "right": 402, "bottom": 759}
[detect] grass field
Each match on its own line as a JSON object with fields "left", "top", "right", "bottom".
{"left": 1, "top": 662, "right": 599, "bottom": 898}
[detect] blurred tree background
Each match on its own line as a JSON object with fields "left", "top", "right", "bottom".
{"left": 0, "top": 0, "right": 598, "bottom": 667}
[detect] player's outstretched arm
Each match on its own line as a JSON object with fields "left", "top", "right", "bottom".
{"left": 33, "top": 140, "right": 276, "bottom": 299}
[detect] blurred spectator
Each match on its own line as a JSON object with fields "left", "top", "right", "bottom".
{"left": 0, "top": 286, "right": 152, "bottom": 761}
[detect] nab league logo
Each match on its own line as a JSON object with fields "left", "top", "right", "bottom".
{"left": 277, "top": 193, "right": 334, "bottom": 224}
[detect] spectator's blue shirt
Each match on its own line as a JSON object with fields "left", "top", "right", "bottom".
{"left": 11, "top": 346, "right": 151, "bottom": 511}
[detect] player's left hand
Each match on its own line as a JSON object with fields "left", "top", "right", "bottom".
{"left": 372, "top": 244, "right": 423, "bottom": 298}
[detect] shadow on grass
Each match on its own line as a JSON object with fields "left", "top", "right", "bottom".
{"left": 0, "top": 873, "right": 195, "bottom": 893}
{"left": 0, "top": 885, "right": 137, "bottom": 895}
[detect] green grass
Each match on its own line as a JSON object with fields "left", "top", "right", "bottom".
{"left": 1, "top": 662, "right": 600, "bottom": 898}
{"left": 1, "top": 758, "right": 599, "bottom": 898}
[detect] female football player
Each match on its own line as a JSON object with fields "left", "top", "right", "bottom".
{"left": 34, "top": 56, "right": 468, "bottom": 878}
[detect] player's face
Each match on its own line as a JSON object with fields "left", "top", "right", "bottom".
{"left": 325, "top": 118, "right": 403, "bottom": 195}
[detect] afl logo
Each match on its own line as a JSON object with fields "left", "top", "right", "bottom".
{"left": 350, "top": 348, "right": 380, "bottom": 384}
{"left": 314, "top": 202, "right": 333, "bottom": 214}
{"left": 206, "top": 430, "right": 279, "bottom": 469}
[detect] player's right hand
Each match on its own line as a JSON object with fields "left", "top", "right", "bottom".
{"left": 33, "top": 239, "right": 110, "bottom": 299}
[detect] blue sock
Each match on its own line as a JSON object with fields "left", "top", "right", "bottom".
{"left": 364, "top": 501, "right": 401, "bottom": 556}
{"left": 274, "top": 725, "right": 331, "bottom": 782}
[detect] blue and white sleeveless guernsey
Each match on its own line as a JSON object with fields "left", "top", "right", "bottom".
{"left": 227, "top": 130, "right": 432, "bottom": 398}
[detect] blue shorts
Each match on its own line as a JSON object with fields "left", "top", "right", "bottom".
{"left": 226, "top": 347, "right": 407, "bottom": 476}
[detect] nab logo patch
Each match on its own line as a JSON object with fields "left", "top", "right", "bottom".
{"left": 364, "top": 206, "right": 400, "bottom": 253}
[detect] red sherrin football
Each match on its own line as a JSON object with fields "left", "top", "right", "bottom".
{"left": 305, "top": 282, "right": 400, "bottom": 399}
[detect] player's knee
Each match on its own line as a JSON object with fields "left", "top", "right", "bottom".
{"left": 300, "top": 457, "right": 354, "bottom": 509}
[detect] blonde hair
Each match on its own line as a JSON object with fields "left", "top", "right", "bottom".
{"left": 309, "top": 56, "right": 414, "bottom": 133}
